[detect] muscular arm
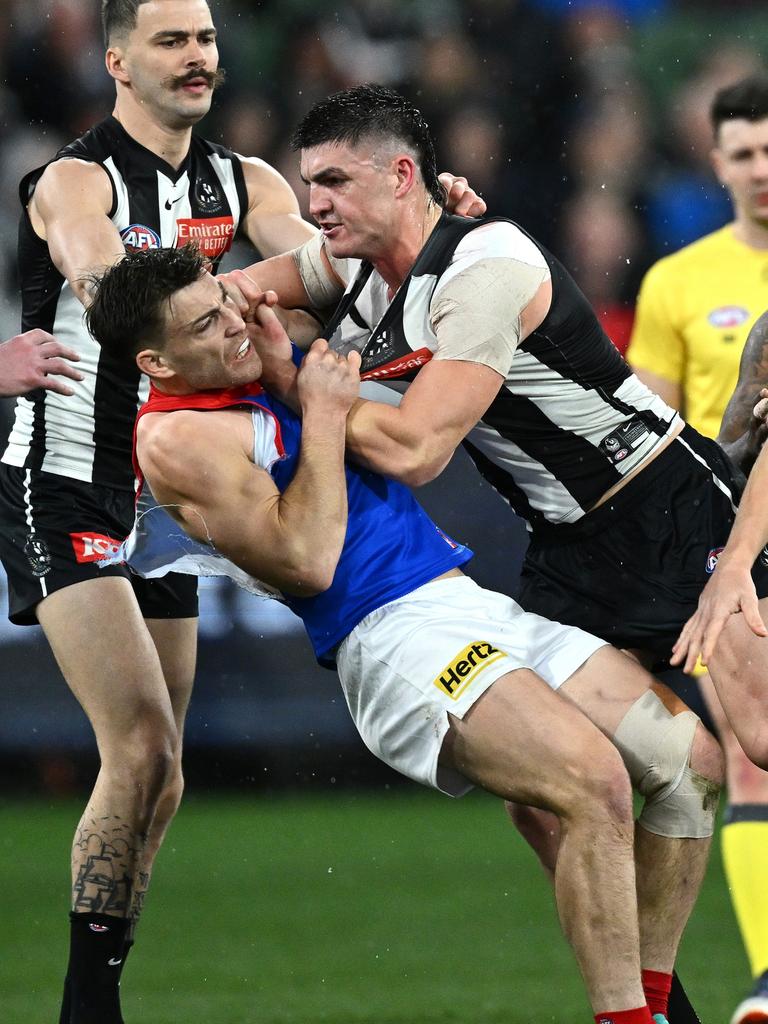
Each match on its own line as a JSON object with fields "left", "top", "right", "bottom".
{"left": 138, "top": 342, "right": 359, "bottom": 595}
{"left": 29, "top": 159, "right": 124, "bottom": 305}
{"left": 717, "top": 311, "right": 768, "bottom": 473}
{"left": 631, "top": 367, "right": 682, "bottom": 414}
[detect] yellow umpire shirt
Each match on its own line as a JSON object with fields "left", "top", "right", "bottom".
{"left": 627, "top": 225, "right": 768, "bottom": 439}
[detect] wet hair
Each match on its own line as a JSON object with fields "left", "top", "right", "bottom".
{"left": 101, "top": 0, "right": 151, "bottom": 46}
{"left": 711, "top": 75, "right": 768, "bottom": 138}
{"left": 291, "top": 84, "right": 445, "bottom": 206}
{"left": 86, "top": 245, "right": 206, "bottom": 360}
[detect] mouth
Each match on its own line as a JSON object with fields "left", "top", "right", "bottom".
{"left": 181, "top": 76, "right": 210, "bottom": 95}
{"left": 234, "top": 338, "right": 251, "bottom": 361}
{"left": 319, "top": 222, "right": 342, "bottom": 239}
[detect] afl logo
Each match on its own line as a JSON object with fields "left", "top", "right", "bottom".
{"left": 120, "top": 224, "right": 161, "bottom": 251}
{"left": 707, "top": 306, "right": 750, "bottom": 328}
{"left": 706, "top": 546, "right": 724, "bottom": 574}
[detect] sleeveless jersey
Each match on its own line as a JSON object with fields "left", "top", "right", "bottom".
{"left": 326, "top": 213, "right": 681, "bottom": 531}
{"left": 117, "top": 381, "right": 472, "bottom": 663}
{"left": 4, "top": 115, "right": 248, "bottom": 490}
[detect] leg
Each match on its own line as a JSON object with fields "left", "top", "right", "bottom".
{"left": 37, "top": 577, "right": 179, "bottom": 1022}
{"left": 698, "top": 672, "right": 768, "bottom": 1023}
{"left": 707, "top": 596, "right": 768, "bottom": 768}
{"left": 127, "top": 616, "right": 197, "bottom": 929}
{"left": 558, "top": 646, "right": 722, "bottom": 976}
{"left": 442, "top": 666, "right": 645, "bottom": 1014}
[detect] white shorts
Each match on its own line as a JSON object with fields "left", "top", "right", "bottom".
{"left": 336, "top": 575, "right": 607, "bottom": 797}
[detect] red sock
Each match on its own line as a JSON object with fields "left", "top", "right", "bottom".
{"left": 641, "top": 969, "right": 673, "bottom": 1017}
{"left": 594, "top": 1008, "right": 653, "bottom": 1024}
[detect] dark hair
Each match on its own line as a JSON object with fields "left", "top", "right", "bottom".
{"left": 291, "top": 84, "right": 445, "bottom": 207}
{"left": 86, "top": 245, "right": 206, "bottom": 359}
{"left": 101, "top": 0, "right": 152, "bottom": 46}
{"left": 711, "top": 75, "right": 768, "bottom": 137}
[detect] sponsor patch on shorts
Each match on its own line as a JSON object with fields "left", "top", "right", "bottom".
{"left": 706, "top": 546, "right": 724, "bottom": 574}
{"left": 70, "top": 532, "right": 123, "bottom": 564}
{"left": 433, "top": 641, "right": 508, "bottom": 700}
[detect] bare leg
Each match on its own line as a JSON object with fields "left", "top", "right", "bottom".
{"left": 508, "top": 647, "right": 721, "bottom": 974}
{"left": 127, "top": 616, "right": 197, "bottom": 929}
{"left": 442, "top": 666, "right": 644, "bottom": 1013}
{"left": 707, "top": 596, "right": 768, "bottom": 767}
{"left": 37, "top": 578, "right": 180, "bottom": 919}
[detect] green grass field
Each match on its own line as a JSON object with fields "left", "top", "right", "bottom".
{"left": 0, "top": 790, "right": 748, "bottom": 1022}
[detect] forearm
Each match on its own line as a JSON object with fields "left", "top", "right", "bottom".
{"left": 719, "top": 432, "right": 757, "bottom": 477}
{"left": 719, "top": 444, "right": 768, "bottom": 570}
{"left": 345, "top": 399, "right": 452, "bottom": 486}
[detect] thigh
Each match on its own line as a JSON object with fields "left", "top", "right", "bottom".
{"left": 36, "top": 576, "right": 175, "bottom": 742}
{"left": 0, "top": 465, "right": 134, "bottom": 625}
{"left": 708, "top": 597, "right": 768, "bottom": 758}
{"left": 144, "top": 615, "right": 198, "bottom": 733}
{"left": 442, "top": 666, "right": 625, "bottom": 812}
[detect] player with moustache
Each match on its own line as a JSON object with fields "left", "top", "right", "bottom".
{"left": 0, "top": 5, "right": 485, "bottom": 1021}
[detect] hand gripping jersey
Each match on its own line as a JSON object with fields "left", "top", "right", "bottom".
{"left": 4, "top": 116, "right": 248, "bottom": 490}
{"left": 325, "top": 212, "right": 681, "bottom": 531}
{"left": 118, "top": 382, "right": 472, "bottom": 664}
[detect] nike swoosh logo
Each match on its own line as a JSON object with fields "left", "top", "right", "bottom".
{"left": 107, "top": 957, "right": 123, "bottom": 967}
{"left": 164, "top": 196, "right": 185, "bottom": 210}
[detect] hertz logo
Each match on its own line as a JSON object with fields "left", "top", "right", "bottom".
{"left": 434, "top": 642, "right": 508, "bottom": 700}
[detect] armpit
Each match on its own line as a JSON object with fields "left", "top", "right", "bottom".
{"left": 430, "top": 257, "right": 550, "bottom": 376}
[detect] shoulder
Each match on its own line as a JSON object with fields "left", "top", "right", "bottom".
{"left": 138, "top": 408, "right": 251, "bottom": 482}
{"left": 451, "top": 221, "right": 548, "bottom": 269}
{"left": 644, "top": 227, "right": 733, "bottom": 282}
{"left": 236, "top": 155, "right": 300, "bottom": 212}
{"left": 31, "top": 158, "right": 113, "bottom": 213}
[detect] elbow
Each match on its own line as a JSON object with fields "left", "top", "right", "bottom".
{"left": 396, "top": 450, "right": 453, "bottom": 488}
{"left": 279, "top": 548, "right": 340, "bottom": 597}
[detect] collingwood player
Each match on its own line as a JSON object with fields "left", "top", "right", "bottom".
{"left": 0, "top": 6, "right": 475, "bottom": 1022}
{"left": 228, "top": 83, "right": 768, "bottom": 1023}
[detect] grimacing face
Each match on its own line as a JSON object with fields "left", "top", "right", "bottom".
{"left": 712, "top": 116, "right": 768, "bottom": 225}
{"left": 300, "top": 140, "right": 404, "bottom": 261}
{"left": 145, "top": 271, "right": 261, "bottom": 391}
{"left": 110, "top": 0, "right": 220, "bottom": 129}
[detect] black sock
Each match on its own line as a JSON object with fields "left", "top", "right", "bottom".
{"left": 667, "top": 971, "right": 701, "bottom": 1023}
{"left": 63, "top": 912, "right": 129, "bottom": 1024}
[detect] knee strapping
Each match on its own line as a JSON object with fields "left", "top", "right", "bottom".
{"left": 613, "top": 690, "right": 719, "bottom": 839}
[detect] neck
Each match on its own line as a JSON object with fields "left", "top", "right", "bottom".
{"left": 372, "top": 200, "right": 443, "bottom": 293}
{"left": 112, "top": 95, "right": 194, "bottom": 171}
{"left": 732, "top": 213, "right": 768, "bottom": 250}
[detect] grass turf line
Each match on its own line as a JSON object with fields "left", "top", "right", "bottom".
{"left": 0, "top": 790, "right": 748, "bottom": 1022}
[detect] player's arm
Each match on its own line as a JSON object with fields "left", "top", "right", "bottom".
{"left": 717, "top": 311, "right": 768, "bottom": 473}
{"left": 626, "top": 262, "right": 685, "bottom": 415}
{"left": 0, "top": 329, "right": 83, "bottom": 396}
{"left": 345, "top": 258, "right": 552, "bottom": 485}
{"left": 672, "top": 438, "right": 768, "bottom": 671}
{"left": 138, "top": 340, "right": 361, "bottom": 596}
{"left": 28, "top": 159, "right": 125, "bottom": 306}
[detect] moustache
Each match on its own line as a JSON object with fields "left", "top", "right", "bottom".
{"left": 165, "top": 67, "right": 227, "bottom": 91}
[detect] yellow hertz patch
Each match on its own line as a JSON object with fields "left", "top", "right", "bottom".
{"left": 433, "top": 642, "right": 508, "bottom": 701}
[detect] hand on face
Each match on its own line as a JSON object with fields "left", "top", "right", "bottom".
{"left": 296, "top": 338, "right": 361, "bottom": 417}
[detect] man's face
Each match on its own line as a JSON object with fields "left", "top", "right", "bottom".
{"left": 156, "top": 271, "right": 261, "bottom": 390}
{"left": 300, "top": 140, "right": 400, "bottom": 260}
{"left": 712, "top": 117, "right": 768, "bottom": 226}
{"left": 112, "top": 0, "right": 221, "bottom": 129}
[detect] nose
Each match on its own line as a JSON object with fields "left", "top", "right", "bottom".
{"left": 751, "top": 150, "right": 768, "bottom": 180}
{"left": 185, "top": 39, "right": 207, "bottom": 67}
{"left": 308, "top": 184, "right": 331, "bottom": 219}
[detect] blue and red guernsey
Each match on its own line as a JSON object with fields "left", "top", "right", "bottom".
{"left": 129, "top": 381, "right": 473, "bottom": 663}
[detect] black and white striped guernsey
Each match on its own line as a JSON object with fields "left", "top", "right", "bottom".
{"left": 4, "top": 115, "right": 248, "bottom": 491}
{"left": 326, "top": 212, "right": 681, "bottom": 532}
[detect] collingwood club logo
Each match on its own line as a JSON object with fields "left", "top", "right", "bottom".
{"left": 24, "top": 533, "right": 52, "bottom": 577}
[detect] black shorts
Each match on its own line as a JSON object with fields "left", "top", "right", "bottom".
{"left": 517, "top": 425, "right": 768, "bottom": 664}
{"left": 0, "top": 464, "right": 198, "bottom": 625}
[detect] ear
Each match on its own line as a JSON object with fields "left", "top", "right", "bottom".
{"left": 710, "top": 145, "right": 727, "bottom": 185}
{"left": 393, "top": 154, "right": 417, "bottom": 198}
{"left": 137, "top": 348, "right": 174, "bottom": 380}
{"left": 105, "top": 45, "right": 130, "bottom": 85}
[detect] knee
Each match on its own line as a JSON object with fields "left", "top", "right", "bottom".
{"left": 118, "top": 711, "right": 177, "bottom": 795}
{"left": 563, "top": 744, "right": 635, "bottom": 832}
{"left": 615, "top": 691, "right": 721, "bottom": 838}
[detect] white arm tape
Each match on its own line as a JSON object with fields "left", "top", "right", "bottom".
{"left": 291, "top": 233, "right": 347, "bottom": 308}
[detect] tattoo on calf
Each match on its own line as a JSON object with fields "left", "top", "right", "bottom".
{"left": 72, "top": 816, "right": 140, "bottom": 914}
